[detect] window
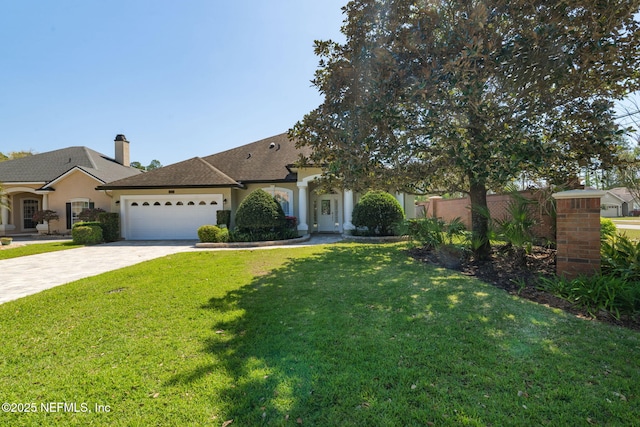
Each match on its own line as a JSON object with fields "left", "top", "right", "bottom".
{"left": 262, "top": 186, "right": 293, "bottom": 216}
{"left": 71, "top": 200, "right": 90, "bottom": 225}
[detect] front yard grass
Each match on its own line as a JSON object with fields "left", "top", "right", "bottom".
{"left": 618, "top": 228, "right": 640, "bottom": 241}
{"left": 0, "top": 243, "right": 638, "bottom": 426}
{"left": 0, "top": 241, "right": 82, "bottom": 260}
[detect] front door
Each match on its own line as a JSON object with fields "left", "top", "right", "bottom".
{"left": 315, "top": 195, "right": 341, "bottom": 233}
{"left": 22, "top": 199, "right": 39, "bottom": 230}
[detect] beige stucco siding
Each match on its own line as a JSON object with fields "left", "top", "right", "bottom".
{"left": 2, "top": 171, "right": 114, "bottom": 234}
{"left": 51, "top": 170, "right": 113, "bottom": 211}
{"left": 49, "top": 171, "right": 113, "bottom": 232}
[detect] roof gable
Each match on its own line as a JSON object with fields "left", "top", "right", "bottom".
{"left": 0, "top": 146, "right": 141, "bottom": 184}
{"left": 100, "top": 157, "right": 239, "bottom": 189}
{"left": 43, "top": 166, "right": 106, "bottom": 189}
{"left": 607, "top": 187, "right": 636, "bottom": 203}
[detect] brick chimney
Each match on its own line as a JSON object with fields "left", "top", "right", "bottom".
{"left": 114, "top": 134, "right": 130, "bottom": 167}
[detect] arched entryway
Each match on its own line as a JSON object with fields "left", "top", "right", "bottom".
{"left": 296, "top": 174, "right": 354, "bottom": 235}
{"left": 0, "top": 188, "right": 44, "bottom": 234}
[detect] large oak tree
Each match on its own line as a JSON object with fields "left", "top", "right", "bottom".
{"left": 291, "top": 0, "right": 640, "bottom": 258}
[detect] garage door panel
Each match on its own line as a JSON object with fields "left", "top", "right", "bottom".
{"left": 123, "top": 195, "right": 223, "bottom": 240}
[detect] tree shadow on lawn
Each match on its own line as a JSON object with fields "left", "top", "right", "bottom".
{"left": 166, "top": 244, "right": 639, "bottom": 426}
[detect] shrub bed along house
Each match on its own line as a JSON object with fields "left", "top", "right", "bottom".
{"left": 98, "top": 212, "right": 120, "bottom": 242}
{"left": 216, "top": 210, "right": 231, "bottom": 229}
{"left": 72, "top": 222, "right": 103, "bottom": 244}
{"left": 230, "top": 189, "right": 295, "bottom": 242}
{"left": 197, "top": 225, "right": 229, "bottom": 243}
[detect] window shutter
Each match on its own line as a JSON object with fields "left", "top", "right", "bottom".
{"left": 89, "top": 202, "right": 94, "bottom": 209}
{"left": 66, "top": 203, "right": 72, "bottom": 229}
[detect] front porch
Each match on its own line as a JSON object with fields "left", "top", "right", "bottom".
{"left": 1, "top": 189, "right": 50, "bottom": 236}
{"left": 296, "top": 175, "right": 355, "bottom": 236}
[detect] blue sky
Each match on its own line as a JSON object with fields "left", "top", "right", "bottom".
{"left": 0, "top": 1, "right": 347, "bottom": 165}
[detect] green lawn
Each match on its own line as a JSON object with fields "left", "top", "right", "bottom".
{"left": 618, "top": 228, "right": 640, "bottom": 240}
{"left": 0, "top": 243, "right": 638, "bottom": 426}
{"left": 0, "top": 241, "right": 82, "bottom": 260}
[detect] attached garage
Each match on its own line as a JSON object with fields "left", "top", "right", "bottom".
{"left": 121, "top": 195, "right": 223, "bottom": 240}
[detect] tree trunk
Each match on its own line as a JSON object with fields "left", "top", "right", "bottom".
{"left": 469, "top": 180, "right": 491, "bottom": 260}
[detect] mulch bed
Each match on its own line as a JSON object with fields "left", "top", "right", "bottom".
{"left": 408, "top": 244, "right": 640, "bottom": 331}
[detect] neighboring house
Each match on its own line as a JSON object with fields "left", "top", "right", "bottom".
{"left": 0, "top": 135, "right": 141, "bottom": 235}
{"left": 98, "top": 133, "right": 416, "bottom": 240}
{"left": 601, "top": 187, "right": 640, "bottom": 217}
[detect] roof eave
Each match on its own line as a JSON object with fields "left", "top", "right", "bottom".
{"left": 96, "top": 183, "right": 243, "bottom": 190}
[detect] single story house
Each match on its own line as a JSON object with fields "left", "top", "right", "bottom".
{"left": 601, "top": 187, "right": 640, "bottom": 217}
{"left": 98, "top": 133, "right": 416, "bottom": 240}
{"left": 0, "top": 135, "right": 141, "bottom": 235}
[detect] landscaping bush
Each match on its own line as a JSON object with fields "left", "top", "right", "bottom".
{"left": 198, "top": 225, "right": 229, "bottom": 243}
{"left": 406, "top": 217, "right": 467, "bottom": 249}
{"left": 538, "top": 274, "right": 640, "bottom": 320}
{"left": 98, "top": 212, "right": 120, "bottom": 242}
{"left": 285, "top": 216, "right": 297, "bottom": 230}
{"left": 539, "top": 231, "right": 640, "bottom": 320}
{"left": 352, "top": 191, "right": 404, "bottom": 236}
{"left": 32, "top": 210, "right": 59, "bottom": 234}
{"left": 229, "top": 229, "right": 283, "bottom": 242}
{"left": 234, "top": 189, "right": 286, "bottom": 238}
{"left": 216, "top": 210, "right": 231, "bottom": 229}
{"left": 73, "top": 221, "right": 102, "bottom": 229}
{"left": 406, "top": 217, "right": 446, "bottom": 248}
{"left": 495, "top": 192, "right": 537, "bottom": 264}
{"left": 79, "top": 208, "right": 106, "bottom": 222}
{"left": 601, "top": 217, "right": 617, "bottom": 241}
{"left": 601, "top": 234, "right": 640, "bottom": 281}
{"left": 72, "top": 224, "right": 103, "bottom": 245}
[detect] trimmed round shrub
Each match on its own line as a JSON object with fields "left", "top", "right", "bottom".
{"left": 72, "top": 224, "right": 103, "bottom": 244}
{"left": 352, "top": 191, "right": 404, "bottom": 236}
{"left": 198, "top": 225, "right": 229, "bottom": 243}
{"left": 235, "top": 189, "right": 286, "bottom": 232}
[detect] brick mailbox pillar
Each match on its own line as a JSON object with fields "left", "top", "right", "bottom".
{"left": 552, "top": 189, "right": 605, "bottom": 279}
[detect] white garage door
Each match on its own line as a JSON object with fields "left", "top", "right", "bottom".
{"left": 121, "top": 195, "right": 223, "bottom": 240}
{"left": 601, "top": 204, "right": 619, "bottom": 218}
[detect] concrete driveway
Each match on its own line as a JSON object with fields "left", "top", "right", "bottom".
{"left": 0, "top": 235, "right": 343, "bottom": 305}
{"left": 0, "top": 240, "right": 200, "bottom": 305}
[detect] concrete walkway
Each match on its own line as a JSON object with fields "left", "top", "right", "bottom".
{"left": 0, "top": 235, "right": 343, "bottom": 305}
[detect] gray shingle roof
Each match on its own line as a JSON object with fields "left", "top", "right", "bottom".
{"left": 0, "top": 146, "right": 141, "bottom": 185}
{"left": 99, "top": 133, "right": 313, "bottom": 189}
{"left": 102, "top": 157, "right": 239, "bottom": 188}
{"left": 203, "top": 133, "right": 311, "bottom": 183}
{"left": 608, "top": 187, "right": 636, "bottom": 203}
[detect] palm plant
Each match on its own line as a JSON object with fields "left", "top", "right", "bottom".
{"left": 495, "top": 191, "right": 537, "bottom": 265}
